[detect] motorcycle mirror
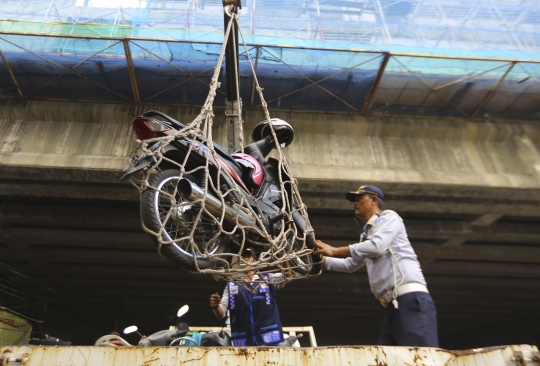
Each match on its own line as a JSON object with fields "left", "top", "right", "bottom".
{"left": 123, "top": 326, "right": 139, "bottom": 335}
{"left": 177, "top": 305, "right": 189, "bottom": 318}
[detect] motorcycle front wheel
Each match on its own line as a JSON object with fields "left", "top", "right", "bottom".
{"left": 141, "top": 169, "right": 230, "bottom": 271}
{"left": 288, "top": 211, "right": 322, "bottom": 276}
{"left": 288, "top": 232, "right": 321, "bottom": 276}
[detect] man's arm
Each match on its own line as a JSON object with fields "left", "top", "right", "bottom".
{"left": 313, "top": 240, "right": 351, "bottom": 257}
{"left": 313, "top": 240, "right": 365, "bottom": 273}
{"left": 325, "top": 256, "right": 365, "bottom": 273}
{"left": 210, "top": 286, "right": 228, "bottom": 319}
{"left": 264, "top": 258, "right": 294, "bottom": 289}
{"left": 282, "top": 261, "right": 292, "bottom": 279}
{"left": 267, "top": 272, "right": 289, "bottom": 289}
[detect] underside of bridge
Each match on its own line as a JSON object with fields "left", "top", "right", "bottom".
{"left": 1, "top": 97, "right": 539, "bottom": 349}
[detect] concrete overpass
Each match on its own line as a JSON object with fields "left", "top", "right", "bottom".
{"left": 1, "top": 98, "right": 539, "bottom": 348}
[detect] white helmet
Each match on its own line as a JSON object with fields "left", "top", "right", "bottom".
{"left": 251, "top": 118, "right": 294, "bottom": 147}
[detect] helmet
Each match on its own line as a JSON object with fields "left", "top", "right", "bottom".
{"left": 252, "top": 118, "right": 294, "bottom": 148}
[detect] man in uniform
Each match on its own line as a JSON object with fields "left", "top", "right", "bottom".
{"left": 314, "top": 185, "right": 439, "bottom": 347}
{"left": 209, "top": 247, "right": 289, "bottom": 346}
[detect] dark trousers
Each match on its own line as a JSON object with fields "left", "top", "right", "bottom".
{"left": 378, "top": 291, "right": 439, "bottom": 347}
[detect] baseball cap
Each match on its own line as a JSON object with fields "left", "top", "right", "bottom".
{"left": 242, "top": 247, "right": 257, "bottom": 259}
{"left": 346, "top": 185, "right": 384, "bottom": 202}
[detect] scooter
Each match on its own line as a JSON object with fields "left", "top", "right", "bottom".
{"left": 121, "top": 111, "right": 321, "bottom": 274}
{"left": 94, "top": 305, "right": 231, "bottom": 347}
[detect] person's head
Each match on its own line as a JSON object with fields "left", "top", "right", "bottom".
{"left": 241, "top": 247, "right": 257, "bottom": 264}
{"left": 346, "top": 185, "right": 384, "bottom": 222}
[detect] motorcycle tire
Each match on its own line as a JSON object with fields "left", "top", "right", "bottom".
{"left": 289, "top": 211, "right": 322, "bottom": 276}
{"left": 141, "top": 169, "right": 230, "bottom": 271}
{"left": 289, "top": 231, "right": 321, "bottom": 276}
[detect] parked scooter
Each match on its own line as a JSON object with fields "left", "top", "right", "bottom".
{"left": 29, "top": 334, "right": 72, "bottom": 346}
{"left": 121, "top": 111, "right": 321, "bottom": 274}
{"left": 94, "top": 305, "right": 231, "bottom": 347}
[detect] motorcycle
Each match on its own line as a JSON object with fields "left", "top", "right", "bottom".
{"left": 94, "top": 303, "right": 303, "bottom": 347}
{"left": 121, "top": 110, "right": 321, "bottom": 275}
{"left": 95, "top": 305, "right": 231, "bottom": 347}
{"left": 29, "top": 334, "right": 72, "bottom": 346}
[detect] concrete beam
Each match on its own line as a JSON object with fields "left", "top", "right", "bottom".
{"left": 2, "top": 237, "right": 537, "bottom": 276}
{"left": 0, "top": 200, "right": 141, "bottom": 231}
{"left": 302, "top": 193, "right": 540, "bottom": 217}
{"left": 3, "top": 168, "right": 540, "bottom": 219}
{"left": 0, "top": 247, "right": 172, "bottom": 266}
{"left": 470, "top": 213, "right": 503, "bottom": 226}
{"left": 311, "top": 216, "right": 540, "bottom": 243}
{"left": 2, "top": 100, "right": 540, "bottom": 193}
{"left": 2, "top": 227, "right": 153, "bottom": 250}
{"left": 8, "top": 262, "right": 186, "bottom": 280}
{"left": 422, "top": 260, "right": 540, "bottom": 278}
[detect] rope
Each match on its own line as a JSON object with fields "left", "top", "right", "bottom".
{"left": 126, "top": 10, "right": 321, "bottom": 285}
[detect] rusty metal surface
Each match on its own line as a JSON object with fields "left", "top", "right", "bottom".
{"left": 1, "top": 344, "right": 538, "bottom": 366}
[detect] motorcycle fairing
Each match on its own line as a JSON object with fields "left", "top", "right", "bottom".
{"left": 231, "top": 152, "right": 264, "bottom": 189}
{"left": 122, "top": 134, "right": 250, "bottom": 194}
{"left": 141, "top": 110, "right": 185, "bottom": 130}
{"left": 214, "top": 154, "right": 249, "bottom": 193}
{"left": 120, "top": 140, "right": 169, "bottom": 182}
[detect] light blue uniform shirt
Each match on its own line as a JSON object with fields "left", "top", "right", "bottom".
{"left": 325, "top": 210, "right": 426, "bottom": 298}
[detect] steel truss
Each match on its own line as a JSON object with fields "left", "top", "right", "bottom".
{"left": 0, "top": 30, "right": 538, "bottom": 121}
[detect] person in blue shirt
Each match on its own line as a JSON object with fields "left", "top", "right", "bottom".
{"left": 209, "top": 247, "right": 290, "bottom": 346}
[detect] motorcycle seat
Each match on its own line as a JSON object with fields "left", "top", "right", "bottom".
{"left": 194, "top": 136, "right": 244, "bottom": 177}
{"left": 141, "top": 110, "right": 244, "bottom": 177}
{"left": 211, "top": 141, "right": 244, "bottom": 177}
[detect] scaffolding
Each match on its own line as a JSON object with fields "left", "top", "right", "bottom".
{"left": 1, "top": 0, "right": 539, "bottom": 58}
{"left": 0, "top": 0, "right": 539, "bottom": 121}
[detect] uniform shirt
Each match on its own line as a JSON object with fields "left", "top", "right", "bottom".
{"left": 214, "top": 273, "right": 287, "bottom": 319}
{"left": 325, "top": 210, "right": 426, "bottom": 298}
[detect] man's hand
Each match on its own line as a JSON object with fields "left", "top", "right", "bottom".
{"left": 314, "top": 240, "right": 352, "bottom": 258}
{"left": 210, "top": 293, "right": 221, "bottom": 309}
{"left": 282, "top": 261, "right": 292, "bottom": 279}
{"left": 210, "top": 292, "right": 225, "bottom": 318}
{"left": 314, "top": 240, "right": 336, "bottom": 256}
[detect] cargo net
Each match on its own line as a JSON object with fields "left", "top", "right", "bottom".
{"left": 126, "top": 11, "right": 321, "bottom": 285}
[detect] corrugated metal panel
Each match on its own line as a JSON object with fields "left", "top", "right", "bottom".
{"left": 1, "top": 344, "right": 538, "bottom": 366}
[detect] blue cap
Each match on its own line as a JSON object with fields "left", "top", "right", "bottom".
{"left": 242, "top": 247, "right": 258, "bottom": 260}
{"left": 346, "top": 185, "right": 384, "bottom": 202}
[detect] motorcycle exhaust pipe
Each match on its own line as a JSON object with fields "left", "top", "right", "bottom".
{"left": 177, "top": 178, "right": 258, "bottom": 229}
